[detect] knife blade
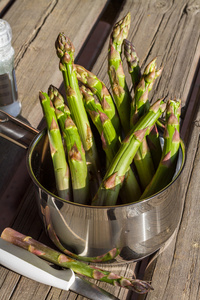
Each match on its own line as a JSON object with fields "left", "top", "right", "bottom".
{"left": 0, "top": 238, "right": 118, "bottom": 300}
{"left": 71, "top": 275, "right": 119, "bottom": 300}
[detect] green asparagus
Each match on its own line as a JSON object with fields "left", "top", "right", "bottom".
{"left": 81, "top": 85, "right": 141, "bottom": 202}
{"left": 108, "top": 12, "right": 132, "bottom": 134}
{"left": 1, "top": 228, "right": 153, "bottom": 294}
{"left": 134, "top": 138, "right": 155, "bottom": 190}
{"left": 75, "top": 64, "right": 120, "bottom": 135}
{"left": 140, "top": 99, "right": 181, "bottom": 199}
{"left": 39, "top": 91, "right": 70, "bottom": 200}
{"left": 49, "top": 86, "right": 89, "bottom": 204}
{"left": 80, "top": 85, "right": 120, "bottom": 166}
{"left": 124, "top": 39, "right": 141, "bottom": 90}
{"left": 55, "top": 33, "right": 101, "bottom": 195}
{"left": 92, "top": 99, "right": 166, "bottom": 206}
{"left": 146, "top": 124, "right": 162, "bottom": 170}
{"left": 130, "top": 58, "right": 162, "bottom": 126}
{"left": 129, "top": 58, "right": 163, "bottom": 188}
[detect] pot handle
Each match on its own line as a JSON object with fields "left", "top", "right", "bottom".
{"left": 0, "top": 110, "right": 39, "bottom": 149}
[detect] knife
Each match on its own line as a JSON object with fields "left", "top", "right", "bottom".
{"left": 0, "top": 238, "right": 119, "bottom": 300}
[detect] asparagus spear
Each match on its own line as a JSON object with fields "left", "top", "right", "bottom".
{"left": 81, "top": 85, "right": 141, "bottom": 201}
{"left": 134, "top": 138, "right": 155, "bottom": 190}
{"left": 123, "top": 39, "right": 141, "bottom": 90}
{"left": 48, "top": 84, "right": 66, "bottom": 112}
{"left": 130, "top": 58, "right": 163, "bottom": 126}
{"left": 1, "top": 228, "right": 153, "bottom": 294}
{"left": 49, "top": 86, "right": 89, "bottom": 204}
{"left": 92, "top": 99, "right": 166, "bottom": 206}
{"left": 108, "top": 12, "right": 132, "bottom": 134}
{"left": 75, "top": 64, "right": 121, "bottom": 136}
{"left": 130, "top": 59, "right": 163, "bottom": 187}
{"left": 123, "top": 39, "right": 156, "bottom": 189}
{"left": 146, "top": 124, "right": 162, "bottom": 170}
{"left": 140, "top": 99, "right": 181, "bottom": 199}
{"left": 39, "top": 91, "right": 70, "bottom": 200}
{"left": 55, "top": 33, "right": 101, "bottom": 194}
{"left": 80, "top": 85, "right": 120, "bottom": 166}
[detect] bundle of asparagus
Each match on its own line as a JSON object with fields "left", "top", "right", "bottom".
{"left": 39, "top": 12, "right": 181, "bottom": 207}
{"left": 1, "top": 13, "right": 183, "bottom": 296}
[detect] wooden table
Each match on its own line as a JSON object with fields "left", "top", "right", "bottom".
{"left": 0, "top": 0, "right": 200, "bottom": 299}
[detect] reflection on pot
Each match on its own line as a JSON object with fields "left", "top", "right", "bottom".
{"left": 29, "top": 129, "right": 185, "bottom": 264}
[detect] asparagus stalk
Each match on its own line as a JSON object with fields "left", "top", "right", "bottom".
{"left": 1, "top": 228, "right": 153, "bottom": 294}
{"left": 140, "top": 99, "right": 181, "bottom": 199}
{"left": 49, "top": 86, "right": 89, "bottom": 204}
{"left": 92, "top": 99, "right": 166, "bottom": 206}
{"left": 39, "top": 91, "right": 70, "bottom": 200}
{"left": 81, "top": 85, "right": 141, "bottom": 202}
{"left": 146, "top": 124, "right": 162, "bottom": 170}
{"left": 123, "top": 39, "right": 156, "bottom": 189}
{"left": 123, "top": 39, "right": 141, "bottom": 90}
{"left": 130, "top": 59, "right": 163, "bottom": 187}
{"left": 108, "top": 12, "right": 132, "bottom": 134}
{"left": 134, "top": 137, "right": 155, "bottom": 190}
{"left": 48, "top": 85, "right": 66, "bottom": 113}
{"left": 80, "top": 85, "right": 120, "bottom": 166}
{"left": 55, "top": 33, "right": 101, "bottom": 194}
{"left": 75, "top": 64, "right": 121, "bottom": 136}
{"left": 130, "top": 58, "right": 163, "bottom": 126}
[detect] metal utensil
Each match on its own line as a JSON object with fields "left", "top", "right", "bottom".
{"left": 0, "top": 238, "right": 118, "bottom": 300}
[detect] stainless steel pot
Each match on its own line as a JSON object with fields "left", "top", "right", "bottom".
{"left": 0, "top": 110, "right": 186, "bottom": 264}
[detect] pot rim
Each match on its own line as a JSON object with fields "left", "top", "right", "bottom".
{"left": 27, "top": 128, "right": 186, "bottom": 209}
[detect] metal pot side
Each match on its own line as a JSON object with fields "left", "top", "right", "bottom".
{"left": 27, "top": 129, "right": 186, "bottom": 264}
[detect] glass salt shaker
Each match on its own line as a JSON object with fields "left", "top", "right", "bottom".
{"left": 0, "top": 19, "right": 21, "bottom": 117}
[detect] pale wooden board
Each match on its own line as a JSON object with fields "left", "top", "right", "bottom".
{"left": 0, "top": 0, "right": 11, "bottom": 14}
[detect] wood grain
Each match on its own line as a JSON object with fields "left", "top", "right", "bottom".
{"left": 0, "top": 0, "right": 12, "bottom": 15}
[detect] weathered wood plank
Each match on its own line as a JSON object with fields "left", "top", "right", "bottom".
{"left": 0, "top": 0, "right": 199, "bottom": 299}
{"left": 0, "top": 0, "right": 12, "bottom": 15}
